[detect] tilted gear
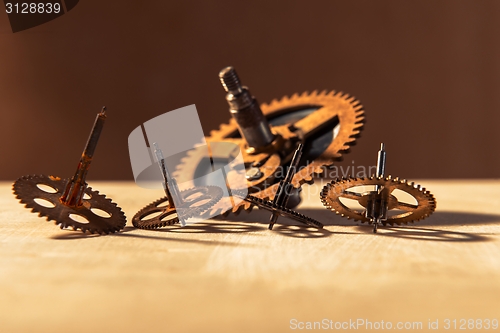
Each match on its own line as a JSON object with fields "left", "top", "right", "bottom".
{"left": 12, "top": 108, "right": 127, "bottom": 235}
{"left": 320, "top": 144, "right": 436, "bottom": 233}
{"left": 13, "top": 175, "right": 126, "bottom": 234}
{"left": 177, "top": 67, "right": 364, "bottom": 215}
{"left": 320, "top": 176, "right": 436, "bottom": 225}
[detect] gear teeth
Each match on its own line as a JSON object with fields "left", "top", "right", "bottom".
{"left": 132, "top": 186, "right": 224, "bottom": 229}
{"left": 320, "top": 176, "right": 436, "bottom": 226}
{"left": 13, "top": 175, "right": 126, "bottom": 234}
{"left": 242, "top": 194, "right": 322, "bottom": 229}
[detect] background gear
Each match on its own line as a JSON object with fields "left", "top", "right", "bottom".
{"left": 179, "top": 89, "right": 364, "bottom": 213}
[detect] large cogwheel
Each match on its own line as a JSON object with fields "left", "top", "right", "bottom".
{"left": 178, "top": 90, "right": 364, "bottom": 214}
{"left": 320, "top": 176, "right": 436, "bottom": 225}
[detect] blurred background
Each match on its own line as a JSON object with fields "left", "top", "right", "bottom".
{"left": 0, "top": 0, "right": 499, "bottom": 180}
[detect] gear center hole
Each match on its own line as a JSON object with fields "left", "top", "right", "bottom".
{"left": 34, "top": 198, "right": 55, "bottom": 208}
{"left": 141, "top": 211, "right": 163, "bottom": 221}
{"left": 91, "top": 208, "right": 111, "bottom": 218}
{"left": 36, "top": 184, "right": 57, "bottom": 193}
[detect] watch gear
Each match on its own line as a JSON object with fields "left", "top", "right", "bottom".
{"left": 13, "top": 175, "right": 126, "bottom": 234}
{"left": 233, "top": 192, "right": 323, "bottom": 229}
{"left": 320, "top": 144, "right": 436, "bottom": 233}
{"left": 132, "top": 185, "right": 224, "bottom": 229}
{"left": 177, "top": 67, "right": 364, "bottom": 215}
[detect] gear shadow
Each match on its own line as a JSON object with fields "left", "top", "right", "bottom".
{"left": 298, "top": 208, "right": 500, "bottom": 242}
{"left": 212, "top": 208, "right": 338, "bottom": 239}
{"left": 218, "top": 207, "right": 500, "bottom": 241}
{"left": 297, "top": 209, "right": 500, "bottom": 227}
{"left": 353, "top": 225, "right": 489, "bottom": 242}
{"left": 50, "top": 209, "right": 497, "bottom": 242}
{"left": 153, "top": 222, "right": 262, "bottom": 234}
{"left": 51, "top": 226, "right": 256, "bottom": 247}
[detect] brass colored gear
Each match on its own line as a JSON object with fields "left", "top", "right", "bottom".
{"left": 132, "top": 186, "right": 223, "bottom": 229}
{"left": 320, "top": 176, "right": 436, "bottom": 226}
{"left": 13, "top": 175, "right": 126, "bottom": 234}
{"left": 179, "top": 90, "right": 364, "bottom": 213}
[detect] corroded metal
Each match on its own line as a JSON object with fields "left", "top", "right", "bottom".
{"left": 320, "top": 145, "right": 436, "bottom": 233}
{"left": 12, "top": 108, "right": 126, "bottom": 234}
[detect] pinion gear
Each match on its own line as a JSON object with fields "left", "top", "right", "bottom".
{"left": 238, "top": 193, "right": 323, "bottom": 229}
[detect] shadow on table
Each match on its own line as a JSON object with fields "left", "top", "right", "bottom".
{"left": 210, "top": 208, "right": 344, "bottom": 239}
{"left": 297, "top": 209, "right": 499, "bottom": 242}
{"left": 220, "top": 208, "right": 499, "bottom": 242}
{"left": 141, "top": 219, "right": 336, "bottom": 239}
{"left": 51, "top": 209, "right": 498, "bottom": 242}
{"left": 51, "top": 226, "right": 256, "bottom": 247}
{"left": 353, "top": 225, "right": 489, "bottom": 242}
{"left": 296, "top": 209, "right": 500, "bottom": 227}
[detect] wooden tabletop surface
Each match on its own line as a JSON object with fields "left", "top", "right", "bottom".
{"left": 1, "top": 180, "right": 499, "bottom": 333}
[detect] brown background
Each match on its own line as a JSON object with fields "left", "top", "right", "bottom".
{"left": 0, "top": 0, "right": 499, "bottom": 181}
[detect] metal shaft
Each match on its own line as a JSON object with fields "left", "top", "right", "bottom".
{"left": 269, "top": 143, "right": 303, "bottom": 229}
{"left": 60, "top": 107, "right": 107, "bottom": 207}
{"left": 376, "top": 143, "right": 386, "bottom": 178}
{"left": 152, "top": 143, "right": 184, "bottom": 207}
{"left": 372, "top": 143, "right": 387, "bottom": 233}
{"left": 219, "top": 66, "right": 275, "bottom": 150}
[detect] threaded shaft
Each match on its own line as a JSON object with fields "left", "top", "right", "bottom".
{"left": 219, "top": 66, "right": 243, "bottom": 94}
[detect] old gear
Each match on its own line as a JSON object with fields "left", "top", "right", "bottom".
{"left": 234, "top": 192, "right": 323, "bottom": 229}
{"left": 12, "top": 108, "right": 127, "bottom": 235}
{"left": 320, "top": 144, "right": 436, "bottom": 233}
{"left": 13, "top": 175, "right": 126, "bottom": 234}
{"left": 179, "top": 90, "right": 365, "bottom": 214}
{"left": 132, "top": 185, "right": 223, "bottom": 229}
{"left": 320, "top": 176, "right": 436, "bottom": 226}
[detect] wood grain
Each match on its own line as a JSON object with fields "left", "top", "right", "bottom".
{"left": 1, "top": 180, "right": 499, "bottom": 332}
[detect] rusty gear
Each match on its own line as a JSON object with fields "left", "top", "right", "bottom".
{"left": 132, "top": 185, "right": 223, "bottom": 229}
{"left": 13, "top": 174, "right": 126, "bottom": 234}
{"left": 320, "top": 176, "right": 436, "bottom": 226}
{"left": 235, "top": 192, "right": 323, "bottom": 229}
{"left": 178, "top": 90, "right": 364, "bottom": 213}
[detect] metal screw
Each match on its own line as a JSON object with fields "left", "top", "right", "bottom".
{"left": 219, "top": 66, "right": 275, "bottom": 150}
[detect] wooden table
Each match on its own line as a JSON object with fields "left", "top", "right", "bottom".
{"left": 1, "top": 180, "right": 499, "bottom": 332}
